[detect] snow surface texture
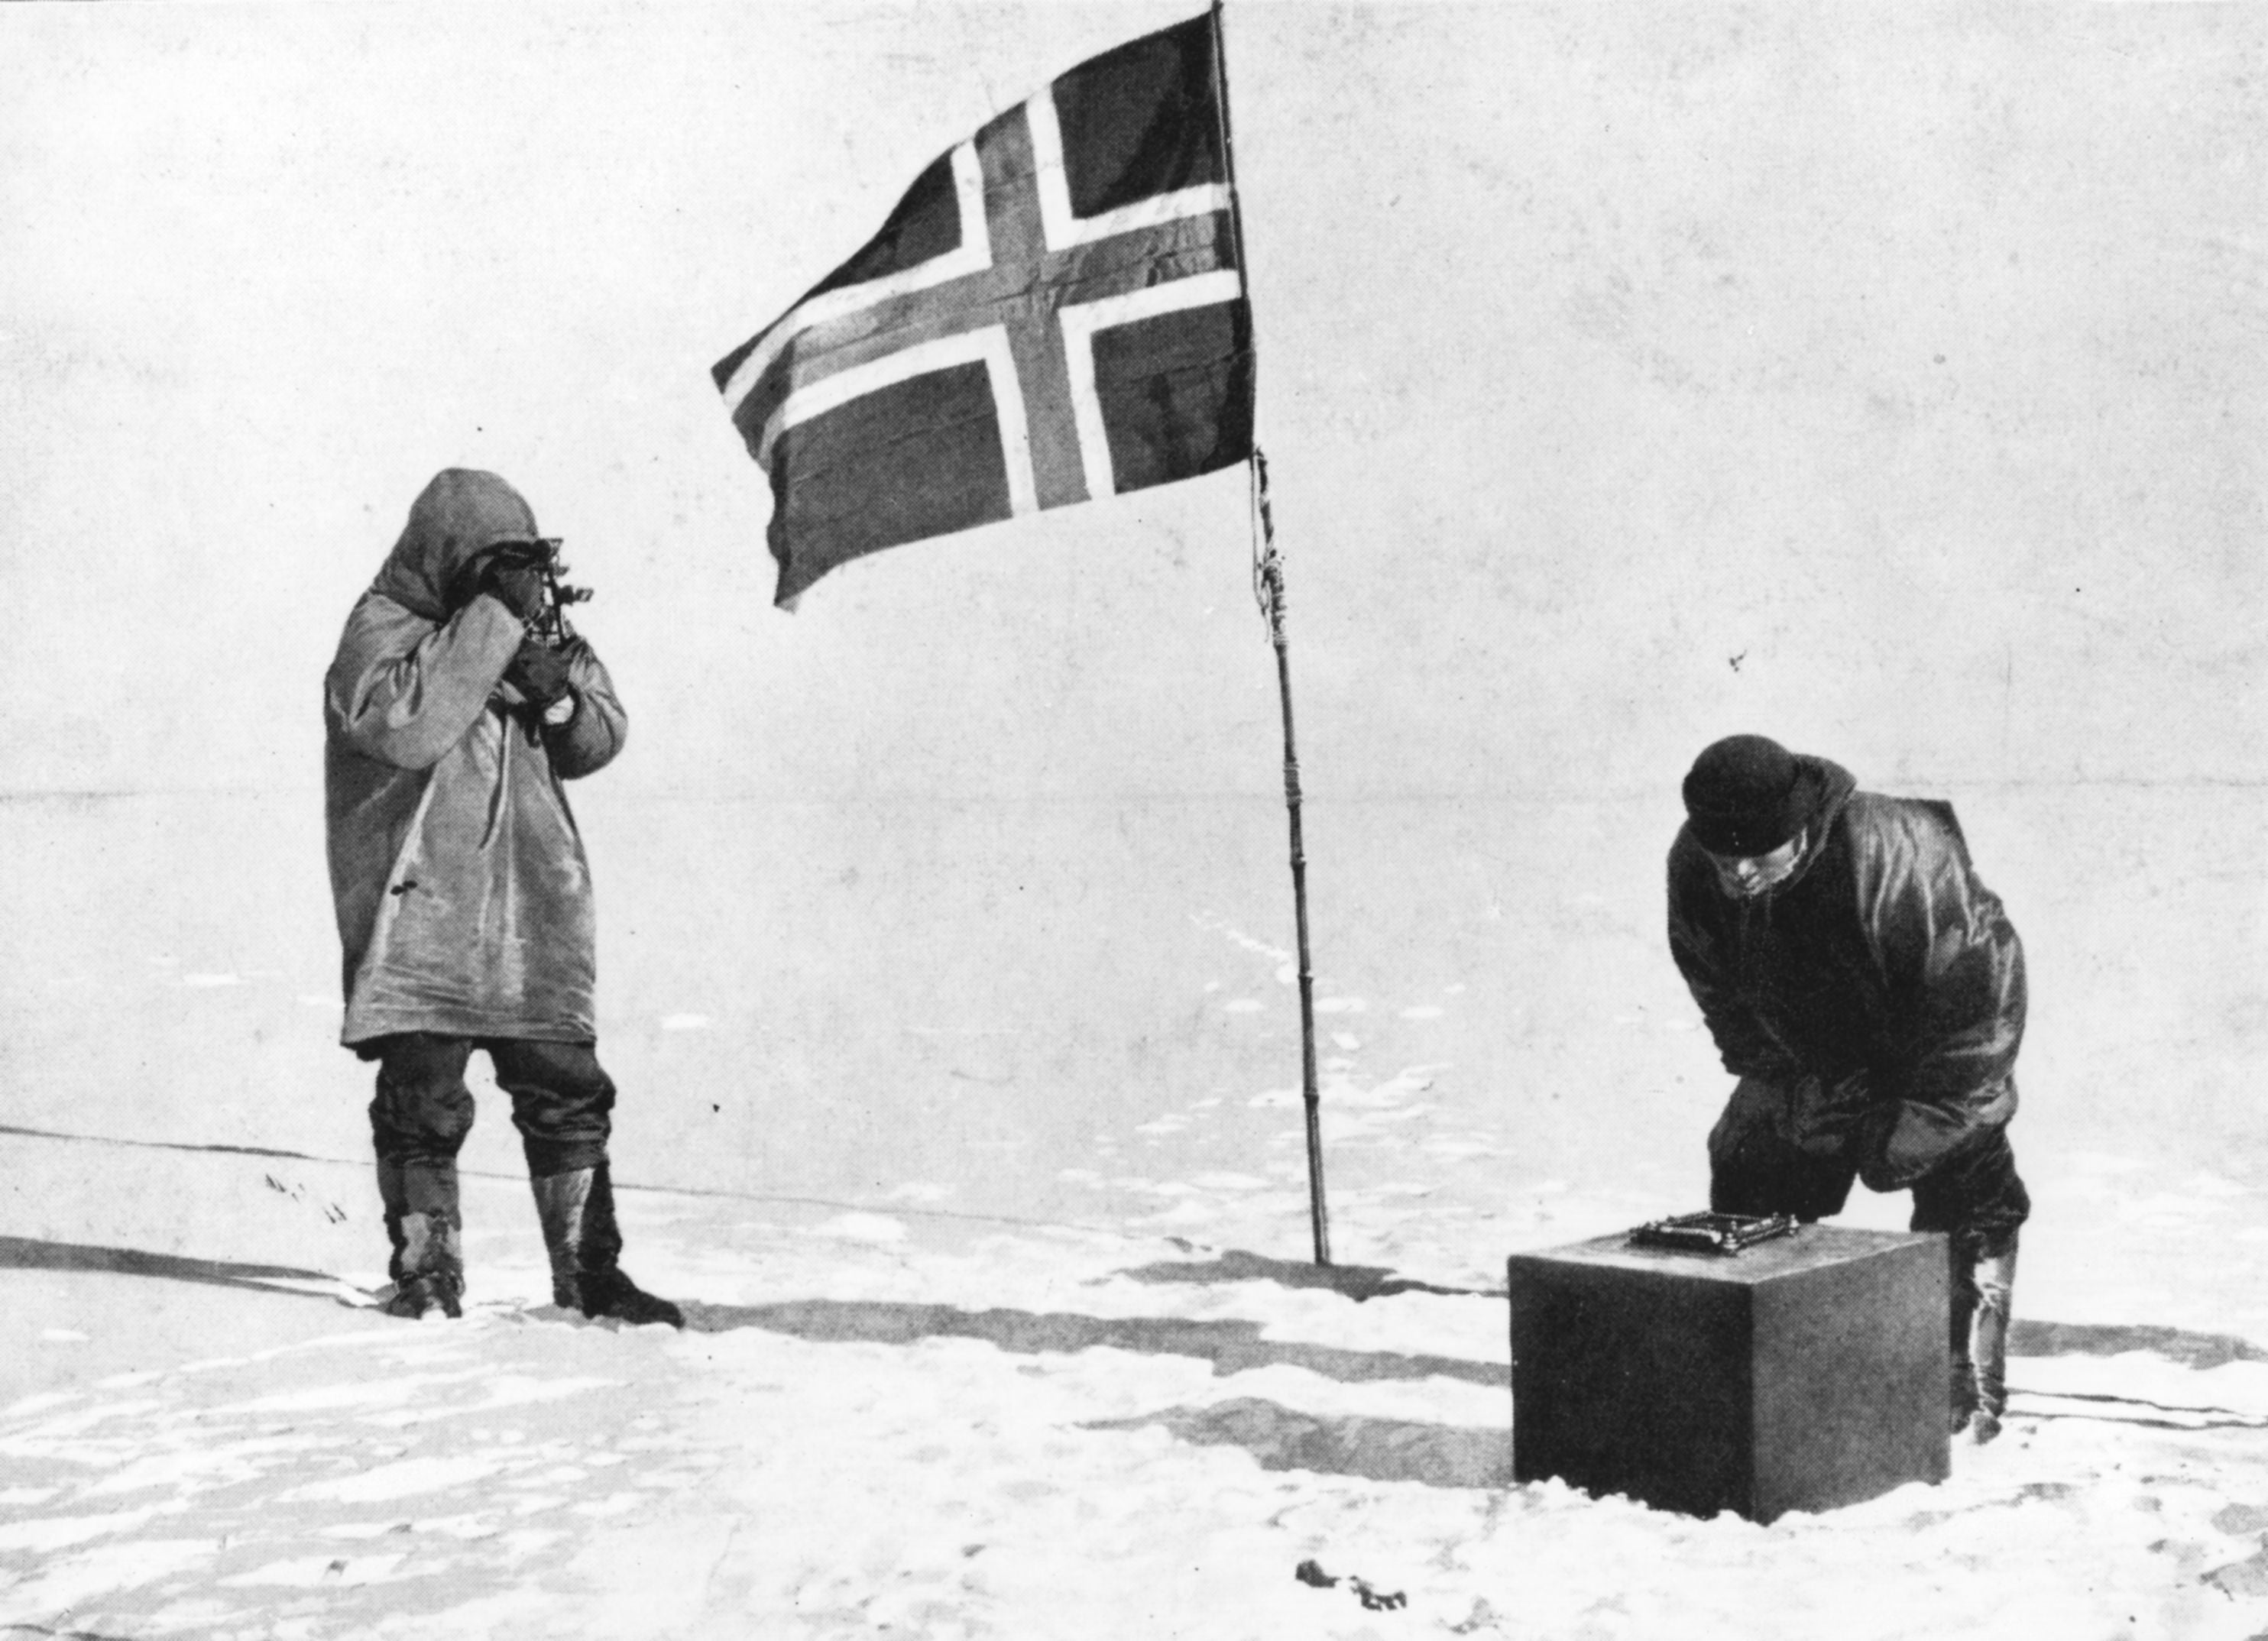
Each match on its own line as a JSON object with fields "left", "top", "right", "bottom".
{"left": 9, "top": 1153, "right": 2268, "bottom": 1639}
{"left": 8, "top": 786, "right": 2268, "bottom": 1636}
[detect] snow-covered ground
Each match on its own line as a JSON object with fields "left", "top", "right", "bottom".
{"left": 12, "top": 1108, "right": 2268, "bottom": 1641}
{"left": 11, "top": 1147, "right": 2268, "bottom": 1640}
{"left": 6, "top": 788, "right": 2268, "bottom": 1638}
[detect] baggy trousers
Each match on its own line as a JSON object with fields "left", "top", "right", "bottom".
{"left": 366, "top": 1032, "right": 617, "bottom": 1231}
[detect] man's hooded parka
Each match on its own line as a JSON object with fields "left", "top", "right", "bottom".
{"left": 324, "top": 469, "right": 625, "bottom": 1050}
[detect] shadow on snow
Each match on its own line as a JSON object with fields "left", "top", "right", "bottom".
{"left": 679, "top": 1295, "right": 1513, "bottom": 1489}
{"left": 1112, "top": 1245, "right": 1503, "bottom": 1303}
{"left": 0, "top": 1234, "right": 353, "bottom": 1301}
{"left": 1081, "top": 1397, "right": 1511, "bottom": 1489}
{"left": 678, "top": 1296, "right": 1506, "bottom": 1387}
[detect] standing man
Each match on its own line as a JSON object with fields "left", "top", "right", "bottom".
{"left": 325, "top": 468, "right": 682, "bottom": 1327}
{"left": 1667, "top": 734, "right": 2029, "bottom": 1439}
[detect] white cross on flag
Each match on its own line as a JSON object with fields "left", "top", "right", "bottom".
{"left": 712, "top": 12, "right": 1254, "bottom": 607}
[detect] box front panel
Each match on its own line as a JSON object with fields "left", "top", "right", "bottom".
{"left": 1508, "top": 1258, "right": 1754, "bottom": 1518}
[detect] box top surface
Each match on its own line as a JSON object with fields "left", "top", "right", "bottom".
{"left": 1505, "top": 1222, "right": 1942, "bottom": 1287}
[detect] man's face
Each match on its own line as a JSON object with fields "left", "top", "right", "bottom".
{"left": 1705, "top": 829, "right": 1806, "bottom": 901}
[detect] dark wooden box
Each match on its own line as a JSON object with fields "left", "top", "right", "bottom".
{"left": 1506, "top": 1223, "right": 1949, "bottom": 1521}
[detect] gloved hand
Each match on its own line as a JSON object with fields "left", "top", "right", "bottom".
{"left": 1785, "top": 1070, "right": 1874, "bottom": 1157}
{"left": 447, "top": 547, "right": 547, "bottom": 623}
{"left": 1857, "top": 1099, "right": 1977, "bottom": 1193}
{"left": 504, "top": 636, "right": 576, "bottom": 706}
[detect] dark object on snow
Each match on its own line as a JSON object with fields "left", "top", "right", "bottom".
{"left": 1351, "top": 1578, "right": 1408, "bottom": 1611}
{"left": 1508, "top": 1222, "right": 1949, "bottom": 1522}
{"left": 1294, "top": 1560, "right": 1406, "bottom": 1612}
{"left": 379, "top": 1209, "right": 462, "bottom": 1319}
{"left": 531, "top": 1164, "right": 684, "bottom": 1328}
{"left": 1628, "top": 1211, "right": 1797, "bottom": 1256}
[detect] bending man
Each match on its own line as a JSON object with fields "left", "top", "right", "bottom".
{"left": 1667, "top": 733, "right": 2028, "bottom": 1439}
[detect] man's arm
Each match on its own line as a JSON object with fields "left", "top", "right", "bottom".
{"left": 541, "top": 640, "right": 628, "bottom": 779}
{"left": 326, "top": 593, "right": 524, "bottom": 771}
{"left": 1667, "top": 856, "right": 1806, "bottom": 1082}
{"left": 1855, "top": 804, "right": 2027, "bottom": 1189}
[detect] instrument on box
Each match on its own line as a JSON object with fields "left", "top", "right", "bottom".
{"left": 1628, "top": 1211, "right": 1799, "bottom": 1255}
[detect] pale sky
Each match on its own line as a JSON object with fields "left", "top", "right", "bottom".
{"left": 5, "top": 0, "right": 2258, "bottom": 807}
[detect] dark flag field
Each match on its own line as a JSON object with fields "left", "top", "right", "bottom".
{"left": 711, "top": 13, "right": 1254, "bottom": 607}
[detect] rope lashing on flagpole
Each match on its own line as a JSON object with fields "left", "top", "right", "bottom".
{"left": 1248, "top": 447, "right": 1280, "bottom": 627}
{"left": 1248, "top": 445, "right": 1332, "bottom": 1267}
{"left": 1249, "top": 452, "right": 1298, "bottom": 810}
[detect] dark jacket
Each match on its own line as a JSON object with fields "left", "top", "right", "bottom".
{"left": 1667, "top": 757, "right": 2025, "bottom": 1191}
{"left": 324, "top": 469, "right": 627, "bottom": 1048}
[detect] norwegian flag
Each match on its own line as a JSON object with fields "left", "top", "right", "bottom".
{"left": 712, "top": 12, "right": 1254, "bottom": 607}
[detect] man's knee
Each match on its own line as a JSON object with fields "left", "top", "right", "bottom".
{"left": 491, "top": 1040, "right": 614, "bottom": 1174}
{"left": 369, "top": 1034, "right": 477, "bottom": 1160}
{"left": 491, "top": 1041, "right": 614, "bottom": 1115}
{"left": 1910, "top": 1126, "right": 2030, "bottom": 1245}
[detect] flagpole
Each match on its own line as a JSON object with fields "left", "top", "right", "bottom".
{"left": 1248, "top": 458, "right": 1331, "bottom": 1268}
{"left": 1211, "top": 0, "right": 1330, "bottom": 1268}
